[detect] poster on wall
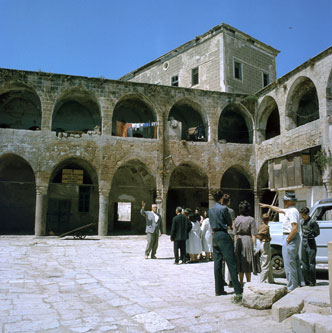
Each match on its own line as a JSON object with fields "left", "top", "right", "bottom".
{"left": 118, "top": 202, "right": 131, "bottom": 222}
{"left": 62, "top": 169, "right": 84, "bottom": 184}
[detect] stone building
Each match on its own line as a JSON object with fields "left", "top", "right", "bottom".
{"left": 0, "top": 23, "right": 331, "bottom": 236}
{"left": 120, "top": 23, "right": 279, "bottom": 94}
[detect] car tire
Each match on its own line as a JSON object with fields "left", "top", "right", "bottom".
{"left": 271, "top": 247, "right": 285, "bottom": 278}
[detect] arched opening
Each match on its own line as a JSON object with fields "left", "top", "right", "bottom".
{"left": 286, "top": 77, "right": 319, "bottom": 129}
{"left": 0, "top": 154, "right": 36, "bottom": 234}
{"left": 168, "top": 99, "right": 207, "bottom": 141}
{"left": 218, "top": 104, "right": 253, "bottom": 143}
{"left": 47, "top": 158, "right": 99, "bottom": 235}
{"left": 52, "top": 89, "right": 101, "bottom": 134}
{"left": 221, "top": 166, "right": 254, "bottom": 217}
{"left": 112, "top": 95, "right": 157, "bottom": 139}
{"left": 166, "top": 163, "right": 208, "bottom": 233}
{"left": 257, "top": 96, "right": 280, "bottom": 142}
{"left": 0, "top": 84, "right": 41, "bottom": 130}
{"left": 109, "top": 160, "right": 156, "bottom": 235}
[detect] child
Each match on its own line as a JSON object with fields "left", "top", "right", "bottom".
{"left": 256, "top": 213, "right": 274, "bottom": 283}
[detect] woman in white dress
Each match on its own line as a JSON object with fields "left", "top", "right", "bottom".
{"left": 201, "top": 211, "right": 213, "bottom": 261}
{"left": 186, "top": 213, "right": 202, "bottom": 263}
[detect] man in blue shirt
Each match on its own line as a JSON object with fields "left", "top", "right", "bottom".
{"left": 209, "top": 190, "right": 243, "bottom": 302}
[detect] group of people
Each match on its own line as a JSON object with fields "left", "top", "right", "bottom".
{"left": 140, "top": 189, "right": 320, "bottom": 302}
{"left": 260, "top": 192, "right": 320, "bottom": 291}
{"left": 170, "top": 207, "right": 213, "bottom": 264}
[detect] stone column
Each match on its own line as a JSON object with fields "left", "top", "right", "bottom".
{"left": 34, "top": 185, "right": 49, "bottom": 236}
{"left": 208, "top": 188, "right": 217, "bottom": 208}
{"left": 328, "top": 242, "right": 332, "bottom": 309}
{"left": 323, "top": 178, "right": 332, "bottom": 199}
{"left": 98, "top": 189, "right": 110, "bottom": 236}
{"left": 156, "top": 189, "right": 166, "bottom": 234}
{"left": 254, "top": 190, "right": 262, "bottom": 225}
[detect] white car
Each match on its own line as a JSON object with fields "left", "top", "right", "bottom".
{"left": 269, "top": 199, "right": 332, "bottom": 277}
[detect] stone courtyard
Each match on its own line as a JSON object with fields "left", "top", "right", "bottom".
{"left": 0, "top": 235, "right": 329, "bottom": 332}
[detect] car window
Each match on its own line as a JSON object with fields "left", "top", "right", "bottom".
{"left": 312, "top": 205, "right": 332, "bottom": 221}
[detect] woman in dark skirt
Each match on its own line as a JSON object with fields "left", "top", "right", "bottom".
{"left": 234, "top": 201, "right": 259, "bottom": 286}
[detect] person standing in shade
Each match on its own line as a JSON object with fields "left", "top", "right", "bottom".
{"left": 209, "top": 190, "right": 243, "bottom": 302}
{"left": 222, "top": 194, "right": 235, "bottom": 287}
{"left": 170, "top": 206, "right": 191, "bottom": 264}
{"left": 299, "top": 207, "right": 320, "bottom": 286}
{"left": 259, "top": 192, "right": 305, "bottom": 291}
{"left": 256, "top": 213, "right": 274, "bottom": 283}
{"left": 141, "top": 201, "right": 162, "bottom": 259}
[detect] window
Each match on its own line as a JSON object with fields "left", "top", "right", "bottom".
{"left": 191, "top": 67, "right": 199, "bottom": 86}
{"left": 78, "top": 186, "right": 90, "bottom": 212}
{"left": 171, "top": 75, "right": 179, "bottom": 87}
{"left": 263, "top": 73, "right": 270, "bottom": 87}
{"left": 234, "top": 61, "right": 242, "bottom": 80}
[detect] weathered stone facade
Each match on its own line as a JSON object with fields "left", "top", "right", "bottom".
{"left": 120, "top": 23, "right": 279, "bottom": 94}
{"left": 0, "top": 25, "right": 331, "bottom": 237}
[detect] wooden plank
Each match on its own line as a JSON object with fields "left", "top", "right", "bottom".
{"left": 294, "top": 156, "right": 302, "bottom": 186}
{"left": 302, "top": 164, "right": 313, "bottom": 186}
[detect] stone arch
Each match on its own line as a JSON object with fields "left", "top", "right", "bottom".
{"left": 218, "top": 103, "right": 253, "bottom": 143}
{"left": 167, "top": 97, "right": 208, "bottom": 141}
{"left": 52, "top": 87, "right": 101, "bottom": 134}
{"left": 47, "top": 157, "right": 99, "bottom": 235}
{"left": 109, "top": 159, "right": 156, "bottom": 234}
{"left": 166, "top": 162, "right": 209, "bottom": 233}
{"left": 0, "top": 82, "right": 41, "bottom": 130}
{"left": 221, "top": 165, "right": 254, "bottom": 216}
{"left": 0, "top": 153, "right": 36, "bottom": 234}
{"left": 112, "top": 93, "right": 157, "bottom": 139}
{"left": 256, "top": 96, "right": 280, "bottom": 143}
{"left": 327, "top": 67, "right": 332, "bottom": 116}
{"left": 285, "top": 76, "right": 319, "bottom": 129}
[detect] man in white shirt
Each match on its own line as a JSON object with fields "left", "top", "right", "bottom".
{"left": 259, "top": 192, "right": 305, "bottom": 291}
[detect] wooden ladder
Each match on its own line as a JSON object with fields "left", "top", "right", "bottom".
{"left": 268, "top": 193, "right": 279, "bottom": 221}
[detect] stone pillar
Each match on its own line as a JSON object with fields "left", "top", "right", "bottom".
{"left": 208, "top": 188, "right": 217, "bottom": 208}
{"left": 323, "top": 179, "right": 332, "bottom": 199}
{"left": 98, "top": 189, "right": 110, "bottom": 236}
{"left": 156, "top": 189, "right": 166, "bottom": 234}
{"left": 34, "top": 185, "right": 49, "bottom": 236}
{"left": 254, "top": 190, "right": 262, "bottom": 225}
{"left": 328, "top": 242, "right": 332, "bottom": 309}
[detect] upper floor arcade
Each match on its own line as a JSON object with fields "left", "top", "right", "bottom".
{"left": 0, "top": 46, "right": 331, "bottom": 161}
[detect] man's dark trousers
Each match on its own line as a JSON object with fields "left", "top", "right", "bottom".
{"left": 174, "top": 240, "right": 186, "bottom": 263}
{"left": 213, "top": 231, "right": 243, "bottom": 295}
{"left": 301, "top": 238, "right": 317, "bottom": 285}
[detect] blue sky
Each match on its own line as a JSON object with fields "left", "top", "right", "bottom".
{"left": 0, "top": 0, "right": 331, "bottom": 80}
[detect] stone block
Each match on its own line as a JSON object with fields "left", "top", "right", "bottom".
{"left": 272, "top": 292, "right": 304, "bottom": 322}
{"left": 242, "top": 282, "right": 287, "bottom": 310}
{"left": 291, "top": 313, "right": 332, "bottom": 333}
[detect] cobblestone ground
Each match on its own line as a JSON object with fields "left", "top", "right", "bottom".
{"left": 0, "top": 235, "right": 301, "bottom": 332}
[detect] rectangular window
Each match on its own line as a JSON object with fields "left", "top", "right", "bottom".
{"left": 263, "top": 73, "right": 270, "bottom": 87}
{"left": 191, "top": 67, "right": 199, "bottom": 86}
{"left": 234, "top": 61, "right": 242, "bottom": 80}
{"left": 78, "top": 186, "right": 90, "bottom": 212}
{"left": 171, "top": 75, "right": 179, "bottom": 86}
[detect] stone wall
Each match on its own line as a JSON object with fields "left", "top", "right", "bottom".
{"left": 0, "top": 46, "right": 331, "bottom": 236}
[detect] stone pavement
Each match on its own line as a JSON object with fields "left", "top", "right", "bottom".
{"left": 0, "top": 235, "right": 329, "bottom": 333}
